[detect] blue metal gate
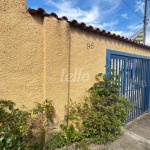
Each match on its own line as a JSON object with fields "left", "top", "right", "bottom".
{"left": 110, "top": 54, "right": 150, "bottom": 122}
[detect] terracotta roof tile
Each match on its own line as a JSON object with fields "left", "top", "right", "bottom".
{"left": 28, "top": 8, "right": 150, "bottom": 49}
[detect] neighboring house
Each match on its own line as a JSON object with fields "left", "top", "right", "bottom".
{"left": 1, "top": 0, "right": 150, "bottom": 124}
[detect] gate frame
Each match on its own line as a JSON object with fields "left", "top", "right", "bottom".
{"left": 106, "top": 49, "right": 150, "bottom": 112}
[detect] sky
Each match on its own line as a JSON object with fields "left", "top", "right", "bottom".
{"left": 27, "top": 0, "right": 150, "bottom": 45}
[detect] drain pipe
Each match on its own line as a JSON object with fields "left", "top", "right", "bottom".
{"left": 67, "top": 23, "right": 71, "bottom": 126}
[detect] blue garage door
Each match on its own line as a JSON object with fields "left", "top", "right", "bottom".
{"left": 107, "top": 50, "right": 150, "bottom": 122}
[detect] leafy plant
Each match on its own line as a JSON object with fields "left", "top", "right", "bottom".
{"left": 60, "top": 124, "right": 85, "bottom": 145}
{"left": 0, "top": 100, "right": 32, "bottom": 149}
{"left": 45, "top": 132, "right": 67, "bottom": 150}
{"left": 45, "top": 123, "right": 87, "bottom": 150}
{"left": 65, "top": 69, "right": 132, "bottom": 144}
{"left": 0, "top": 99, "right": 54, "bottom": 150}
{"left": 29, "top": 100, "right": 55, "bottom": 149}
{"left": 32, "top": 99, "right": 55, "bottom": 122}
{"left": 0, "top": 69, "right": 132, "bottom": 150}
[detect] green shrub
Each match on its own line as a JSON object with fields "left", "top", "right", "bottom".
{"left": 0, "top": 100, "right": 31, "bottom": 149}
{"left": 60, "top": 124, "right": 85, "bottom": 145}
{"left": 45, "top": 132, "right": 67, "bottom": 150}
{"left": 65, "top": 69, "right": 132, "bottom": 144}
{"left": 0, "top": 69, "right": 132, "bottom": 149}
{"left": 0, "top": 99, "right": 54, "bottom": 150}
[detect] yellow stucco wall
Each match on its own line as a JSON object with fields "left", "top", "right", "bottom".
{"left": 1, "top": 0, "right": 150, "bottom": 125}
{"left": 43, "top": 16, "right": 70, "bottom": 125}
{"left": 0, "top": 0, "right": 44, "bottom": 108}
{"left": 69, "top": 27, "right": 150, "bottom": 103}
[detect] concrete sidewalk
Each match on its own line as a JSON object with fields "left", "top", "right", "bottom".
{"left": 89, "top": 112, "right": 150, "bottom": 150}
